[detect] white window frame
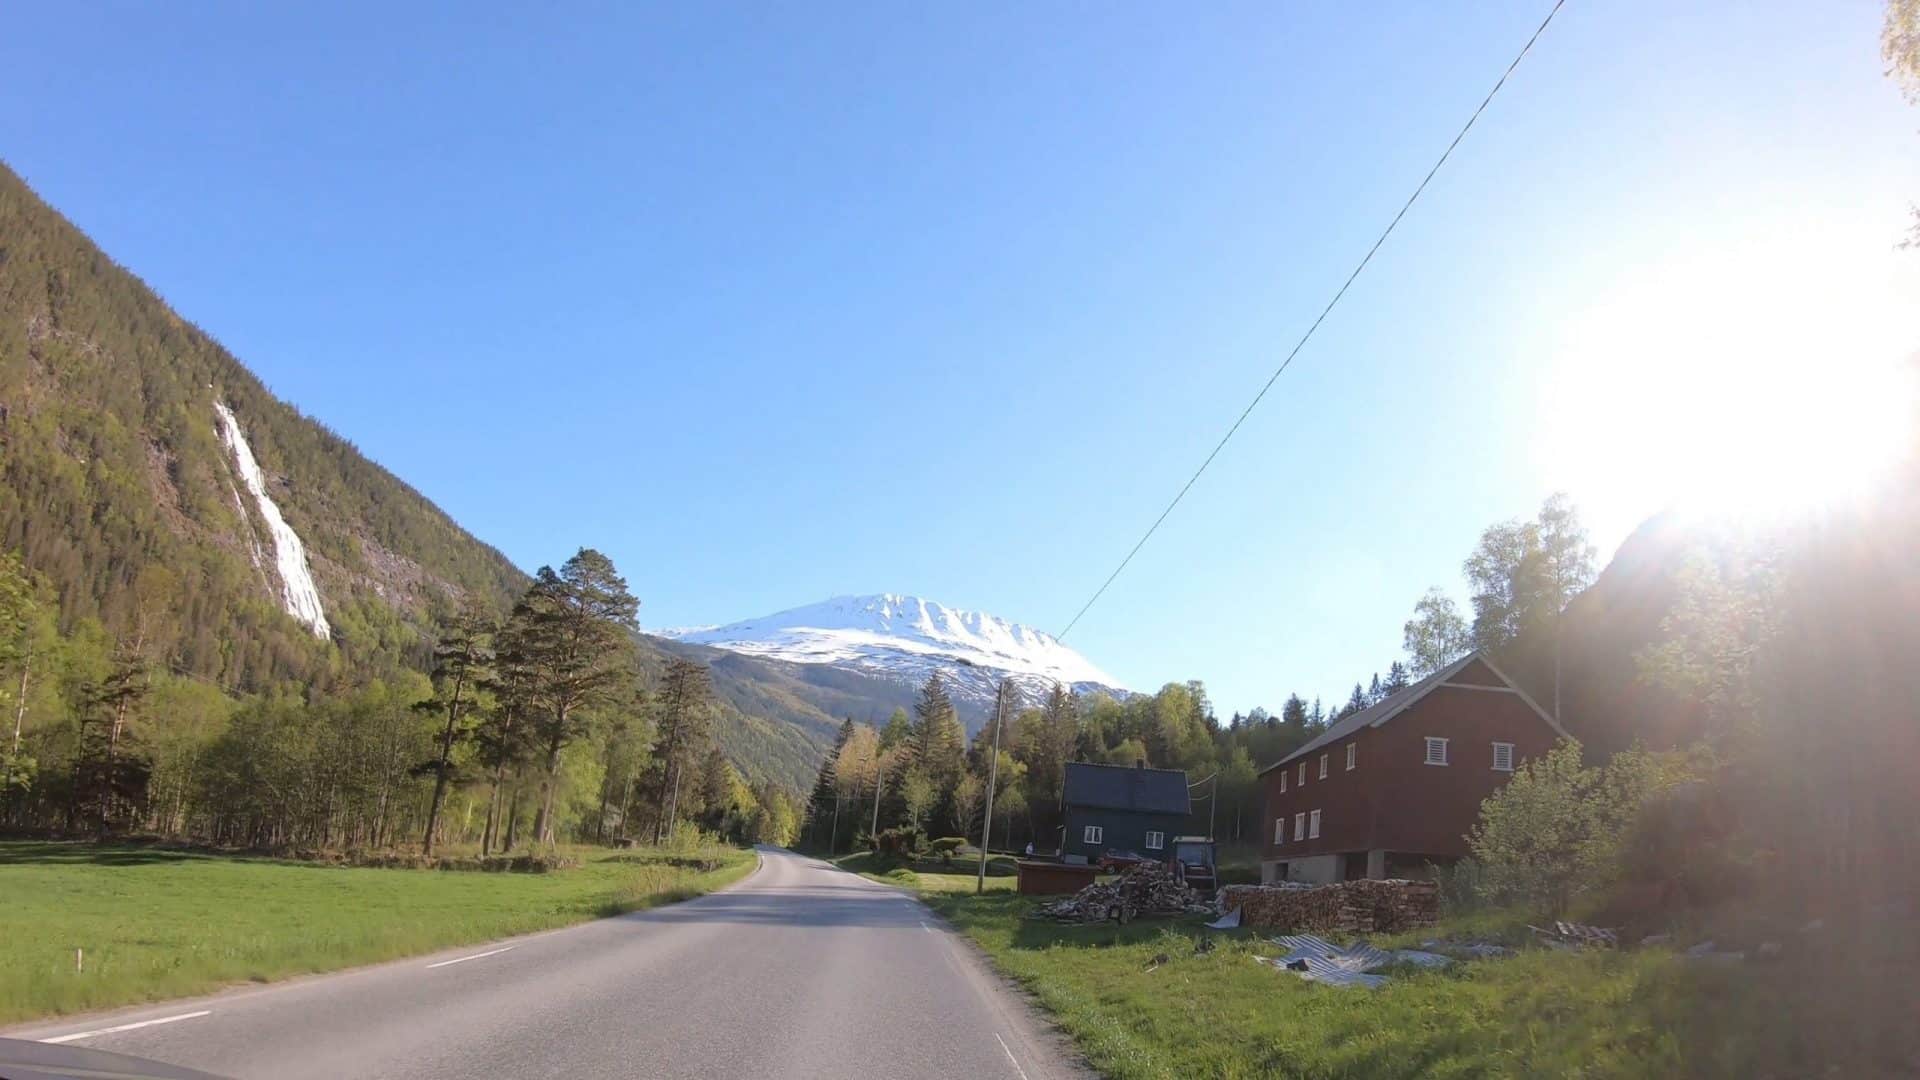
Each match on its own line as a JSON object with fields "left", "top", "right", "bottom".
{"left": 1083, "top": 825, "right": 1103, "bottom": 845}
{"left": 1293, "top": 812, "right": 1306, "bottom": 842}
{"left": 1144, "top": 830, "right": 1165, "bottom": 850}
{"left": 1279, "top": 770, "right": 1287, "bottom": 793}
{"left": 1318, "top": 754, "right": 1329, "bottom": 780}
{"left": 1492, "top": 741, "right": 1515, "bottom": 772}
{"left": 1308, "top": 809, "right": 1321, "bottom": 839}
{"left": 1346, "top": 742, "right": 1357, "bottom": 771}
{"left": 1424, "top": 736, "right": 1450, "bottom": 766}
{"left": 1275, "top": 818, "right": 1285, "bottom": 845}
{"left": 1298, "top": 762, "right": 1307, "bottom": 785}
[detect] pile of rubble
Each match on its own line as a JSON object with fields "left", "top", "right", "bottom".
{"left": 1218, "top": 879, "right": 1440, "bottom": 934}
{"left": 1032, "top": 861, "right": 1210, "bottom": 923}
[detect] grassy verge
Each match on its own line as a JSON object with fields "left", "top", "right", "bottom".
{"left": 880, "top": 867, "right": 1916, "bottom": 1078}
{"left": 0, "top": 839, "right": 756, "bottom": 1024}
{"left": 832, "top": 849, "right": 1019, "bottom": 893}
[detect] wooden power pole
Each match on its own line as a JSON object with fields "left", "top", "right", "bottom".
{"left": 975, "top": 679, "right": 1011, "bottom": 895}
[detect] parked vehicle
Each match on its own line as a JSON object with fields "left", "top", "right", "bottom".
{"left": 1170, "top": 837, "right": 1219, "bottom": 896}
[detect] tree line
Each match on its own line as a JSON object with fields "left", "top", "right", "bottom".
{"left": 800, "top": 494, "right": 1605, "bottom": 858}
{"left": 0, "top": 547, "right": 802, "bottom": 853}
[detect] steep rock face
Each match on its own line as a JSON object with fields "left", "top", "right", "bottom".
{"left": 665, "top": 593, "right": 1128, "bottom": 723}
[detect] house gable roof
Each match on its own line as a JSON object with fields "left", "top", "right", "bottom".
{"left": 1258, "top": 652, "right": 1567, "bottom": 775}
{"left": 1062, "top": 761, "right": 1191, "bottom": 816}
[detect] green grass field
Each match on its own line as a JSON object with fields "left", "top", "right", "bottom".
{"left": 0, "top": 840, "right": 756, "bottom": 1024}
{"left": 884, "top": 868, "right": 1916, "bottom": 1079}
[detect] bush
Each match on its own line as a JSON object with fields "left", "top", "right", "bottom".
{"left": 1613, "top": 775, "right": 1752, "bottom": 917}
{"left": 1430, "top": 857, "right": 1489, "bottom": 915}
{"left": 875, "top": 826, "right": 924, "bottom": 855}
{"left": 929, "top": 837, "right": 967, "bottom": 865}
{"left": 1468, "top": 739, "right": 1695, "bottom": 914}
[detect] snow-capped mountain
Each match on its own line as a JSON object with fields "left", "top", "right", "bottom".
{"left": 662, "top": 594, "right": 1128, "bottom": 721}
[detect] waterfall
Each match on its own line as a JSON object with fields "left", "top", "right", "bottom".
{"left": 213, "top": 400, "right": 332, "bottom": 639}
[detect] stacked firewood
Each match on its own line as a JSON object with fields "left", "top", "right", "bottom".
{"left": 1219, "top": 879, "right": 1440, "bottom": 933}
{"left": 1032, "top": 861, "right": 1208, "bottom": 923}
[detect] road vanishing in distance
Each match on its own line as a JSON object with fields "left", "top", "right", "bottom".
{"left": 4, "top": 847, "right": 1082, "bottom": 1080}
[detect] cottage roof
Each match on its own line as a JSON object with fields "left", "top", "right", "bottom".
{"left": 1062, "top": 761, "right": 1191, "bottom": 816}
{"left": 1258, "top": 653, "right": 1565, "bottom": 775}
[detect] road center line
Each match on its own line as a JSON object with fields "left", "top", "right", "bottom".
{"left": 425, "top": 945, "right": 515, "bottom": 969}
{"left": 994, "top": 1032, "right": 1032, "bottom": 1080}
{"left": 42, "top": 1010, "right": 212, "bottom": 1044}
{"left": 919, "top": 921, "right": 934, "bottom": 934}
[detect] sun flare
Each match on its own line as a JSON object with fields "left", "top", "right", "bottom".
{"left": 1539, "top": 234, "right": 1918, "bottom": 530}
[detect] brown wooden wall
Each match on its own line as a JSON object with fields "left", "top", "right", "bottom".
{"left": 1259, "top": 659, "right": 1561, "bottom": 863}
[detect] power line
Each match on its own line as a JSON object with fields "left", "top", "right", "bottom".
{"left": 1057, "top": 0, "right": 1569, "bottom": 641}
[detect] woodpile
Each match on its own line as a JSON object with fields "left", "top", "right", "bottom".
{"left": 1218, "top": 879, "right": 1440, "bottom": 933}
{"left": 1032, "top": 861, "right": 1209, "bottom": 923}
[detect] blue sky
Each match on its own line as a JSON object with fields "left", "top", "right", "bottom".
{"left": 3, "top": 1, "right": 1915, "bottom": 716}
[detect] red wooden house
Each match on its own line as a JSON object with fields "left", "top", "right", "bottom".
{"left": 1259, "top": 653, "right": 1566, "bottom": 884}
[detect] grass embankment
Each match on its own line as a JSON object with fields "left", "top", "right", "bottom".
{"left": 0, "top": 839, "right": 756, "bottom": 1024}
{"left": 876, "top": 865, "right": 1916, "bottom": 1078}
{"left": 833, "top": 849, "right": 1019, "bottom": 894}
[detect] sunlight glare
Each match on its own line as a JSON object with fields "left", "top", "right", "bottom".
{"left": 1538, "top": 232, "right": 1917, "bottom": 530}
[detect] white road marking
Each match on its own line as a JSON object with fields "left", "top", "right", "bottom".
{"left": 41, "top": 1010, "right": 211, "bottom": 1044}
{"left": 919, "top": 921, "right": 934, "bottom": 934}
{"left": 425, "top": 945, "right": 515, "bottom": 969}
{"left": 995, "top": 1032, "right": 1032, "bottom": 1080}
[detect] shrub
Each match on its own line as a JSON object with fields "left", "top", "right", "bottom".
{"left": 875, "top": 826, "right": 924, "bottom": 855}
{"left": 1430, "top": 857, "right": 1489, "bottom": 915}
{"left": 1468, "top": 739, "right": 1695, "bottom": 914}
{"left": 929, "top": 837, "right": 967, "bottom": 865}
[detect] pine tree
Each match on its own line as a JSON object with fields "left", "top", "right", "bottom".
{"left": 650, "top": 657, "right": 713, "bottom": 843}
{"left": 1280, "top": 694, "right": 1309, "bottom": 733}
{"left": 477, "top": 623, "right": 537, "bottom": 856}
{"left": 512, "top": 549, "right": 640, "bottom": 846}
{"left": 807, "top": 719, "right": 853, "bottom": 850}
{"left": 1383, "top": 661, "right": 1411, "bottom": 695}
{"left": 908, "top": 671, "right": 964, "bottom": 792}
{"left": 417, "top": 611, "right": 493, "bottom": 855}
{"left": 1366, "top": 673, "right": 1384, "bottom": 707}
{"left": 695, "top": 746, "right": 736, "bottom": 833}
{"left": 1343, "top": 682, "right": 1367, "bottom": 717}
{"left": 72, "top": 642, "right": 152, "bottom": 837}
{"left": 878, "top": 708, "right": 911, "bottom": 750}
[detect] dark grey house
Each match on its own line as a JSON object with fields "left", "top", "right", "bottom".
{"left": 1059, "top": 761, "right": 1191, "bottom": 864}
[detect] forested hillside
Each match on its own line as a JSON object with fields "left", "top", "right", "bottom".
{"left": 0, "top": 162, "right": 941, "bottom": 797}
{"left": 0, "top": 162, "right": 528, "bottom": 688}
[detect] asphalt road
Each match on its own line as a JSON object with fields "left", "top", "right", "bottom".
{"left": 4, "top": 847, "right": 1084, "bottom": 1080}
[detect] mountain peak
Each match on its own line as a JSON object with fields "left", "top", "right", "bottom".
{"left": 661, "top": 593, "right": 1125, "bottom": 721}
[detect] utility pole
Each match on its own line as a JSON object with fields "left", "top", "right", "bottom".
{"left": 975, "top": 679, "right": 1010, "bottom": 895}
{"left": 1209, "top": 772, "right": 1218, "bottom": 841}
{"left": 1188, "top": 771, "right": 1219, "bottom": 841}
{"left": 869, "top": 751, "right": 887, "bottom": 844}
